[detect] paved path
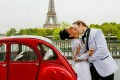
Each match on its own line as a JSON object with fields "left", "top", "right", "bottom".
{"left": 114, "top": 59, "right": 120, "bottom": 80}
{"left": 68, "top": 59, "right": 120, "bottom": 80}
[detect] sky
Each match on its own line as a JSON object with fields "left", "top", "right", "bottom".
{"left": 0, "top": 0, "right": 120, "bottom": 33}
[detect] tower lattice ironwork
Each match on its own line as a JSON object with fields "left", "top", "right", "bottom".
{"left": 43, "top": 0, "right": 59, "bottom": 28}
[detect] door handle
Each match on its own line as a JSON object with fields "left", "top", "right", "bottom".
{"left": 3, "top": 64, "right": 7, "bottom": 67}
{"left": 35, "top": 63, "right": 39, "bottom": 66}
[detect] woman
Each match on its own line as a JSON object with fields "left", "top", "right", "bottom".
{"left": 59, "top": 27, "right": 93, "bottom": 80}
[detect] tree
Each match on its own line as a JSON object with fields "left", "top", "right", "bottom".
{"left": 37, "top": 28, "right": 47, "bottom": 37}
{"left": 117, "top": 31, "right": 120, "bottom": 40}
{"left": 89, "top": 24, "right": 100, "bottom": 29}
{"left": 53, "top": 28, "right": 61, "bottom": 40}
{"left": 60, "top": 21, "right": 71, "bottom": 28}
{"left": 33, "top": 28, "right": 39, "bottom": 35}
{"left": 7, "top": 28, "right": 17, "bottom": 36}
{"left": 110, "top": 24, "right": 118, "bottom": 36}
{"left": 18, "top": 29, "right": 24, "bottom": 35}
{"left": 46, "top": 29, "right": 54, "bottom": 35}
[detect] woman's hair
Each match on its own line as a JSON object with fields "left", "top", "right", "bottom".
{"left": 59, "top": 29, "right": 74, "bottom": 40}
{"left": 73, "top": 20, "right": 88, "bottom": 27}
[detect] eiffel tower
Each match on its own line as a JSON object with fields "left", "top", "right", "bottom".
{"left": 43, "top": 0, "right": 59, "bottom": 28}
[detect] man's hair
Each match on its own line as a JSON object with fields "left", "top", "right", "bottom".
{"left": 59, "top": 29, "right": 74, "bottom": 40}
{"left": 73, "top": 20, "right": 88, "bottom": 27}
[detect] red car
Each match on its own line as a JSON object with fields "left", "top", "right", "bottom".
{"left": 0, "top": 35, "right": 77, "bottom": 80}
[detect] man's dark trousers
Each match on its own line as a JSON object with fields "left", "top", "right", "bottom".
{"left": 90, "top": 64, "right": 114, "bottom": 80}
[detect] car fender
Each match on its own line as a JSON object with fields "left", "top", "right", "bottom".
{"left": 37, "top": 65, "right": 76, "bottom": 80}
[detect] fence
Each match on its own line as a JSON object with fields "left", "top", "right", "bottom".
{"left": 54, "top": 40, "right": 120, "bottom": 59}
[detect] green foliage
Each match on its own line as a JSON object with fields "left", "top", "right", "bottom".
{"left": 100, "top": 23, "right": 109, "bottom": 36}
{"left": 5, "top": 22, "right": 120, "bottom": 40}
{"left": 53, "top": 28, "right": 61, "bottom": 40}
{"left": 89, "top": 24, "right": 100, "bottom": 29}
{"left": 19, "top": 29, "right": 24, "bottom": 35}
{"left": 46, "top": 29, "right": 54, "bottom": 35}
{"left": 100, "top": 22, "right": 119, "bottom": 36}
{"left": 18, "top": 28, "right": 54, "bottom": 37}
{"left": 89, "top": 22, "right": 120, "bottom": 40}
{"left": 37, "top": 28, "right": 47, "bottom": 37}
{"left": 60, "top": 21, "right": 71, "bottom": 28}
{"left": 7, "top": 28, "right": 17, "bottom": 36}
{"left": 22, "top": 28, "right": 34, "bottom": 35}
{"left": 117, "top": 31, "right": 120, "bottom": 40}
{"left": 33, "top": 28, "right": 39, "bottom": 35}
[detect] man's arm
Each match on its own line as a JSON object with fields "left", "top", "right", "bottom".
{"left": 88, "top": 29, "right": 109, "bottom": 63}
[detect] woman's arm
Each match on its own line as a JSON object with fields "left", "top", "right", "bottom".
{"left": 74, "top": 49, "right": 94, "bottom": 62}
{"left": 73, "top": 44, "right": 80, "bottom": 59}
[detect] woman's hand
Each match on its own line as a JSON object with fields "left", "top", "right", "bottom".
{"left": 73, "top": 54, "right": 77, "bottom": 59}
{"left": 74, "top": 58, "right": 82, "bottom": 62}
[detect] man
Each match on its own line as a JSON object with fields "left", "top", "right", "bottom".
{"left": 72, "top": 20, "right": 118, "bottom": 80}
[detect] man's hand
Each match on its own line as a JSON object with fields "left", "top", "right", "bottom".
{"left": 87, "top": 49, "right": 94, "bottom": 56}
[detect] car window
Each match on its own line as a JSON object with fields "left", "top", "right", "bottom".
{"left": 10, "top": 44, "right": 37, "bottom": 61}
{"left": 0, "top": 44, "right": 6, "bottom": 62}
{"left": 37, "top": 44, "right": 57, "bottom": 60}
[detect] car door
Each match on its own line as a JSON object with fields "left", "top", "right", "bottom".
{"left": 37, "top": 43, "right": 76, "bottom": 80}
{"left": 0, "top": 43, "right": 7, "bottom": 80}
{"left": 8, "top": 43, "right": 39, "bottom": 80}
